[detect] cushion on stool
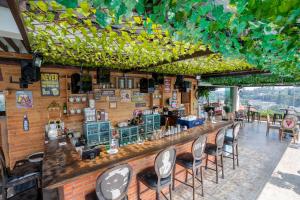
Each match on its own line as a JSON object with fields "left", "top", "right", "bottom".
{"left": 137, "top": 167, "right": 171, "bottom": 189}
{"left": 224, "top": 136, "right": 235, "bottom": 144}
{"left": 176, "top": 153, "right": 202, "bottom": 169}
{"left": 205, "top": 143, "right": 222, "bottom": 156}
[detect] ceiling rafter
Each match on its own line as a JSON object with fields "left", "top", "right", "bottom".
{"left": 7, "top": 0, "right": 31, "bottom": 52}
{"left": 0, "top": 51, "right": 32, "bottom": 60}
{"left": 4, "top": 37, "right": 19, "bottom": 53}
{"left": 0, "top": 40, "right": 8, "bottom": 52}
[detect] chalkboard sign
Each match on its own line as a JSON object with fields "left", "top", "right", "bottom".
{"left": 101, "top": 90, "right": 115, "bottom": 97}
{"left": 40, "top": 73, "right": 60, "bottom": 96}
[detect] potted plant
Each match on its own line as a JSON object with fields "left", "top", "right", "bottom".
{"left": 223, "top": 105, "right": 231, "bottom": 120}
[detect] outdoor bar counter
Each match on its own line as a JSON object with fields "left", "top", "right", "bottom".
{"left": 43, "top": 120, "right": 232, "bottom": 200}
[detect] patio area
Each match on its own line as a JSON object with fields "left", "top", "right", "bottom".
{"left": 173, "top": 121, "right": 296, "bottom": 200}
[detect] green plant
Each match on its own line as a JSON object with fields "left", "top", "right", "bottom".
{"left": 223, "top": 105, "right": 230, "bottom": 113}
{"left": 195, "top": 86, "right": 216, "bottom": 104}
{"left": 203, "top": 74, "right": 300, "bottom": 86}
{"left": 21, "top": 0, "right": 300, "bottom": 76}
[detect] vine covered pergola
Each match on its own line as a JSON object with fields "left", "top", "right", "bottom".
{"left": 20, "top": 0, "right": 300, "bottom": 84}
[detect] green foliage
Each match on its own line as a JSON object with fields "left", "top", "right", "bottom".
{"left": 203, "top": 74, "right": 300, "bottom": 86}
{"left": 144, "top": 54, "right": 253, "bottom": 75}
{"left": 22, "top": 0, "right": 300, "bottom": 76}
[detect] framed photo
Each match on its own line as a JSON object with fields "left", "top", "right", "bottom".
{"left": 120, "top": 90, "right": 131, "bottom": 102}
{"left": 16, "top": 91, "right": 33, "bottom": 108}
{"left": 109, "top": 102, "right": 117, "bottom": 109}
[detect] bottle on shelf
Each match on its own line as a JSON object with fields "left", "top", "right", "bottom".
{"left": 63, "top": 103, "right": 67, "bottom": 114}
{"left": 23, "top": 113, "right": 29, "bottom": 131}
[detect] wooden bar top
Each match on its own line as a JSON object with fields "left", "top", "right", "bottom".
{"left": 42, "top": 120, "right": 232, "bottom": 190}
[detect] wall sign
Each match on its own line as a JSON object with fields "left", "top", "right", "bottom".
{"left": 120, "top": 90, "right": 131, "bottom": 102}
{"left": 40, "top": 73, "right": 60, "bottom": 96}
{"left": 16, "top": 91, "right": 33, "bottom": 108}
{"left": 164, "top": 78, "right": 171, "bottom": 93}
{"left": 131, "top": 91, "right": 145, "bottom": 103}
{"left": 101, "top": 90, "right": 115, "bottom": 97}
{"left": 94, "top": 89, "right": 101, "bottom": 100}
{"left": 135, "top": 103, "right": 146, "bottom": 108}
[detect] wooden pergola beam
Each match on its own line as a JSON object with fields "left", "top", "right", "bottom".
{"left": 4, "top": 37, "right": 19, "bottom": 53}
{"left": 0, "top": 40, "right": 8, "bottom": 52}
{"left": 0, "top": 51, "right": 32, "bottom": 60}
{"left": 7, "top": 0, "right": 32, "bottom": 52}
{"left": 201, "top": 69, "right": 270, "bottom": 78}
{"left": 134, "top": 49, "right": 213, "bottom": 70}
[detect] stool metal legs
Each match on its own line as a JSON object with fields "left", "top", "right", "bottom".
{"left": 205, "top": 154, "right": 224, "bottom": 184}
{"left": 224, "top": 143, "right": 239, "bottom": 170}
{"left": 173, "top": 165, "right": 204, "bottom": 199}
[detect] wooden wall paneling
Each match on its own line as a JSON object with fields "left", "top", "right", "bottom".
{"left": 0, "top": 63, "right": 197, "bottom": 168}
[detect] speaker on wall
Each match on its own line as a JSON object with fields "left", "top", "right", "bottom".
{"left": 174, "top": 75, "right": 184, "bottom": 89}
{"left": 96, "top": 68, "right": 110, "bottom": 84}
{"left": 71, "top": 73, "right": 81, "bottom": 94}
{"left": 19, "top": 59, "right": 41, "bottom": 88}
{"left": 152, "top": 73, "right": 164, "bottom": 85}
{"left": 140, "top": 78, "right": 155, "bottom": 93}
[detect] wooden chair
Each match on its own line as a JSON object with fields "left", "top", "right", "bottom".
{"left": 0, "top": 148, "right": 40, "bottom": 200}
{"left": 137, "top": 147, "right": 176, "bottom": 200}
{"left": 95, "top": 164, "right": 132, "bottom": 200}
{"left": 266, "top": 115, "right": 281, "bottom": 137}
{"left": 173, "top": 135, "right": 207, "bottom": 199}
{"left": 280, "top": 115, "right": 299, "bottom": 143}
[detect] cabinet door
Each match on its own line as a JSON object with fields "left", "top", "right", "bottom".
{"left": 154, "top": 115, "right": 160, "bottom": 123}
{"left": 121, "top": 128, "right": 130, "bottom": 138}
{"left": 87, "top": 124, "right": 99, "bottom": 135}
{"left": 147, "top": 124, "right": 154, "bottom": 133}
{"left": 130, "top": 127, "right": 138, "bottom": 135}
{"left": 100, "top": 122, "right": 110, "bottom": 132}
{"left": 87, "top": 134, "right": 100, "bottom": 146}
{"left": 154, "top": 122, "right": 160, "bottom": 130}
{"left": 99, "top": 131, "right": 110, "bottom": 143}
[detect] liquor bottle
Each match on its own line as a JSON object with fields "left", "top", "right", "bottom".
{"left": 23, "top": 113, "right": 29, "bottom": 131}
{"left": 63, "top": 103, "right": 67, "bottom": 114}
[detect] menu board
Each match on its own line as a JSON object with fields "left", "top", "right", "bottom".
{"left": 164, "top": 78, "right": 171, "bottom": 93}
{"left": 40, "top": 73, "right": 60, "bottom": 96}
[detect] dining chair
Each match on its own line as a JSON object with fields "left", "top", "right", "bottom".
{"left": 266, "top": 114, "right": 281, "bottom": 138}
{"left": 280, "top": 115, "right": 299, "bottom": 143}
{"left": 0, "top": 148, "right": 40, "bottom": 200}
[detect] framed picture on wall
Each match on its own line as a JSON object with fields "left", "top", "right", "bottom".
{"left": 109, "top": 102, "right": 117, "bottom": 109}
{"left": 40, "top": 73, "right": 60, "bottom": 96}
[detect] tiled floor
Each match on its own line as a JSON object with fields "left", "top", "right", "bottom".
{"left": 173, "top": 121, "right": 290, "bottom": 200}
{"left": 258, "top": 141, "right": 300, "bottom": 200}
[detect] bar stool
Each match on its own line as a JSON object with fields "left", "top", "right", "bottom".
{"left": 137, "top": 147, "right": 176, "bottom": 200}
{"left": 173, "top": 135, "right": 207, "bottom": 199}
{"left": 204, "top": 127, "right": 226, "bottom": 183}
{"left": 95, "top": 164, "right": 132, "bottom": 200}
{"left": 223, "top": 123, "right": 241, "bottom": 169}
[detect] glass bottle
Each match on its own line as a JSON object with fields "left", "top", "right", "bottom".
{"left": 23, "top": 113, "right": 29, "bottom": 131}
